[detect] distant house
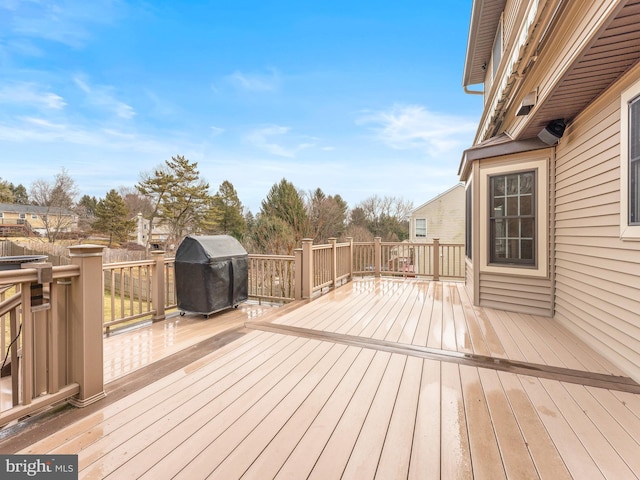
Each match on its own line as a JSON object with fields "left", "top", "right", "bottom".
{"left": 409, "top": 184, "right": 465, "bottom": 244}
{"left": 460, "top": 0, "right": 640, "bottom": 381}
{"left": 135, "top": 213, "right": 171, "bottom": 249}
{"left": 0, "top": 203, "right": 78, "bottom": 237}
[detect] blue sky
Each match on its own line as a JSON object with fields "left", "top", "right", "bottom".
{"left": 0, "top": 0, "right": 483, "bottom": 213}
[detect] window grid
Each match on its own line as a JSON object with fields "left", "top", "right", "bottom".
{"left": 489, "top": 171, "right": 535, "bottom": 265}
{"left": 415, "top": 218, "right": 427, "bottom": 238}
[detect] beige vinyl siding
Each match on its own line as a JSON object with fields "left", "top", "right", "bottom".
{"left": 554, "top": 68, "right": 640, "bottom": 381}
{"left": 410, "top": 185, "right": 464, "bottom": 244}
{"left": 479, "top": 273, "right": 552, "bottom": 317}
{"left": 503, "top": 0, "right": 524, "bottom": 45}
{"left": 474, "top": 150, "right": 554, "bottom": 317}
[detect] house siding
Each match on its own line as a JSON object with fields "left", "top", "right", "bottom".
{"left": 473, "top": 151, "right": 554, "bottom": 317}
{"left": 409, "top": 185, "right": 465, "bottom": 244}
{"left": 554, "top": 66, "right": 640, "bottom": 380}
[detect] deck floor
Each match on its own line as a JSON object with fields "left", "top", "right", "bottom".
{"left": 17, "top": 278, "right": 640, "bottom": 479}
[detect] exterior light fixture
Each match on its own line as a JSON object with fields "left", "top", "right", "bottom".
{"left": 537, "top": 119, "right": 566, "bottom": 145}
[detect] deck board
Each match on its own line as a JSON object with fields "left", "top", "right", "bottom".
{"left": 12, "top": 278, "right": 640, "bottom": 479}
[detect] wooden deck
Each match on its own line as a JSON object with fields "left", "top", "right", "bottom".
{"left": 12, "top": 278, "right": 640, "bottom": 479}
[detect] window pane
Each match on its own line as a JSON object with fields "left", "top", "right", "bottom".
{"left": 507, "top": 176, "right": 519, "bottom": 195}
{"left": 520, "top": 172, "right": 534, "bottom": 194}
{"left": 489, "top": 170, "right": 536, "bottom": 265}
{"left": 520, "top": 195, "right": 532, "bottom": 215}
{"left": 492, "top": 197, "right": 505, "bottom": 217}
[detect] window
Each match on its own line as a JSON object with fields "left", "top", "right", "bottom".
{"left": 31, "top": 214, "right": 38, "bottom": 219}
{"left": 465, "top": 183, "right": 472, "bottom": 259}
{"left": 492, "top": 19, "right": 502, "bottom": 80}
{"left": 19, "top": 213, "right": 26, "bottom": 219}
{"left": 489, "top": 171, "right": 535, "bottom": 265}
{"left": 415, "top": 218, "right": 427, "bottom": 238}
{"left": 620, "top": 80, "right": 640, "bottom": 240}
{"left": 629, "top": 96, "right": 640, "bottom": 225}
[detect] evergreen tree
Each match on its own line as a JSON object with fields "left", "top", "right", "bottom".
{"left": 210, "top": 180, "right": 246, "bottom": 240}
{"left": 93, "top": 190, "right": 136, "bottom": 247}
{"left": 259, "top": 178, "right": 310, "bottom": 251}
{"left": 137, "top": 155, "right": 210, "bottom": 249}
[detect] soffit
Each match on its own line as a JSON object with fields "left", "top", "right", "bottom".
{"left": 520, "top": 0, "right": 640, "bottom": 139}
{"left": 463, "top": 0, "right": 507, "bottom": 87}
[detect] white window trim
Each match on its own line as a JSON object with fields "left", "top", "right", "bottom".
{"left": 415, "top": 218, "right": 427, "bottom": 238}
{"left": 620, "top": 78, "right": 640, "bottom": 240}
{"left": 479, "top": 158, "right": 548, "bottom": 278}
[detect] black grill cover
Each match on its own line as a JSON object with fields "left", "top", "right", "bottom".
{"left": 175, "top": 235, "right": 248, "bottom": 315}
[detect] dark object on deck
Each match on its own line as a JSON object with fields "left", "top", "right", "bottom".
{"left": 175, "top": 235, "right": 248, "bottom": 317}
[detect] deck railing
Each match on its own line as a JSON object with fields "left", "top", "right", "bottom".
{"left": 0, "top": 246, "right": 105, "bottom": 427}
{"left": 248, "top": 254, "right": 296, "bottom": 302}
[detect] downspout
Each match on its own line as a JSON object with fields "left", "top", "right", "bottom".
{"left": 464, "top": 85, "right": 484, "bottom": 95}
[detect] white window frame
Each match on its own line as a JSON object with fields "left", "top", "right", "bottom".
{"left": 19, "top": 213, "right": 26, "bottom": 219}
{"left": 620, "top": 78, "right": 640, "bottom": 240}
{"left": 415, "top": 218, "right": 427, "bottom": 238}
{"left": 479, "top": 157, "right": 548, "bottom": 278}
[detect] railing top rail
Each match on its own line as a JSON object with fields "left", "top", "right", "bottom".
{"left": 0, "top": 264, "right": 80, "bottom": 284}
{"left": 248, "top": 254, "right": 296, "bottom": 260}
{"left": 103, "top": 259, "right": 155, "bottom": 270}
{"left": 311, "top": 244, "right": 332, "bottom": 251}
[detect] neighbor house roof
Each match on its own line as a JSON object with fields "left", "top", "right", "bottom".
{"left": 410, "top": 184, "right": 464, "bottom": 215}
{"left": 0, "top": 202, "right": 76, "bottom": 216}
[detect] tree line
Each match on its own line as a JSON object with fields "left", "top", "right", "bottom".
{"left": 0, "top": 155, "right": 414, "bottom": 253}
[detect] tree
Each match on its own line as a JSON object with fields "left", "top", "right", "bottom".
{"left": 10, "top": 183, "right": 29, "bottom": 204}
{"left": 136, "top": 155, "right": 210, "bottom": 249}
{"left": 0, "top": 179, "right": 14, "bottom": 203}
{"left": 251, "top": 214, "right": 297, "bottom": 255}
{"left": 210, "top": 180, "right": 246, "bottom": 240}
{"left": 306, "top": 188, "right": 348, "bottom": 243}
{"left": 92, "top": 190, "right": 136, "bottom": 247}
{"left": 29, "top": 168, "right": 79, "bottom": 242}
{"left": 259, "top": 179, "right": 310, "bottom": 252}
{"left": 351, "top": 195, "right": 413, "bottom": 241}
{"left": 77, "top": 195, "right": 98, "bottom": 232}
{"left": 119, "top": 186, "right": 154, "bottom": 218}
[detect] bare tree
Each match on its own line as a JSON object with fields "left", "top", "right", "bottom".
{"left": 29, "top": 168, "right": 79, "bottom": 242}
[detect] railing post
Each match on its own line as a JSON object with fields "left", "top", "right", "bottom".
{"left": 329, "top": 237, "right": 337, "bottom": 289}
{"left": 67, "top": 245, "right": 106, "bottom": 407}
{"left": 347, "top": 237, "right": 354, "bottom": 280}
{"left": 433, "top": 238, "right": 440, "bottom": 281}
{"left": 294, "top": 248, "right": 303, "bottom": 300}
{"left": 301, "top": 238, "right": 313, "bottom": 299}
{"left": 151, "top": 250, "right": 166, "bottom": 322}
{"left": 374, "top": 237, "right": 382, "bottom": 277}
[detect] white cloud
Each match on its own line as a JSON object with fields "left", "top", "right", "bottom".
{"left": 246, "top": 125, "right": 315, "bottom": 158}
{"left": 356, "top": 104, "right": 476, "bottom": 156}
{"left": 0, "top": 82, "right": 66, "bottom": 109}
{"left": 1, "top": 0, "right": 122, "bottom": 49}
{"left": 226, "top": 69, "right": 280, "bottom": 92}
{"left": 210, "top": 126, "right": 225, "bottom": 136}
{"left": 73, "top": 74, "right": 136, "bottom": 119}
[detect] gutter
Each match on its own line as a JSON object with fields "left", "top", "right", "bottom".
{"left": 464, "top": 85, "right": 484, "bottom": 95}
